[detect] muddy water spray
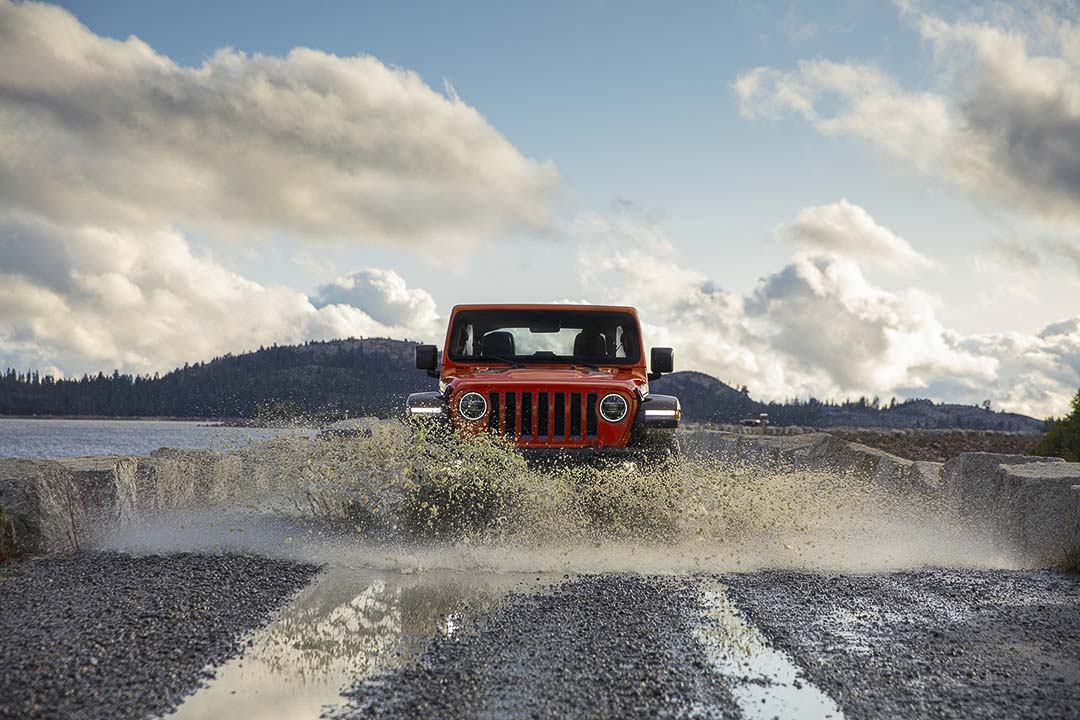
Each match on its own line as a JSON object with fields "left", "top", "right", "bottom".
{"left": 105, "top": 422, "right": 1016, "bottom": 572}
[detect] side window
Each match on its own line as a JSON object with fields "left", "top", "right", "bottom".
{"left": 615, "top": 326, "right": 626, "bottom": 358}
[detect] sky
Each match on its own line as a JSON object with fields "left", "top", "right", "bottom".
{"left": 1, "top": 0, "right": 1079, "bottom": 417}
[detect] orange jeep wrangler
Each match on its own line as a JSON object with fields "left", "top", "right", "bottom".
{"left": 406, "top": 304, "right": 681, "bottom": 459}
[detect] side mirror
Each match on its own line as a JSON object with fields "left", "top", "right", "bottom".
{"left": 649, "top": 347, "right": 673, "bottom": 379}
{"left": 415, "top": 344, "right": 438, "bottom": 372}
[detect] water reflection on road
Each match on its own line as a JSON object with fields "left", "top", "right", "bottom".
{"left": 171, "top": 566, "right": 554, "bottom": 720}
{"left": 695, "top": 582, "right": 845, "bottom": 720}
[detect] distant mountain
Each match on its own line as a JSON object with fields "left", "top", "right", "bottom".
{"left": 0, "top": 340, "right": 1047, "bottom": 431}
{"left": 655, "top": 371, "right": 1046, "bottom": 432}
{"left": 651, "top": 371, "right": 760, "bottom": 424}
{"left": 0, "top": 338, "right": 436, "bottom": 420}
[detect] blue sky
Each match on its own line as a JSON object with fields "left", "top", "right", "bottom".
{"left": 2, "top": 0, "right": 1079, "bottom": 415}
{"left": 53, "top": 1, "right": 976, "bottom": 304}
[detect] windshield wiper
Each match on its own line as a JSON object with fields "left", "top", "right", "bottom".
{"left": 477, "top": 354, "right": 525, "bottom": 368}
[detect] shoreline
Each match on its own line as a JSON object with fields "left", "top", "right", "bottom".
{"left": 0, "top": 414, "right": 231, "bottom": 423}
{"left": 0, "top": 415, "right": 329, "bottom": 429}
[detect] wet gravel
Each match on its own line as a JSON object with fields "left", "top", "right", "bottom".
{"left": 7, "top": 556, "right": 1080, "bottom": 720}
{"left": 0, "top": 551, "right": 319, "bottom": 720}
{"left": 337, "top": 574, "right": 738, "bottom": 720}
{"left": 723, "top": 569, "right": 1080, "bottom": 720}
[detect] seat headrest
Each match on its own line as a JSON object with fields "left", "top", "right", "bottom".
{"left": 481, "top": 331, "right": 515, "bottom": 357}
{"left": 573, "top": 329, "right": 607, "bottom": 357}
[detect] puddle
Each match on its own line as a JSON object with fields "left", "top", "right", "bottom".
{"left": 695, "top": 583, "right": 845, "bottom": 720}
{"left": 169, "top": 565, "right": 555, "bottom": 719}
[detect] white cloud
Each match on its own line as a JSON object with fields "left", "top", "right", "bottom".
{"left": 780, "top": 199, "right": 936, "bottom": 271}
{"left": 0, "top": 0, "right": 558, "bottom": 252}
{"left": 0, "top": 0, "right": 548, "bottom": 378}
{"left": 0, "top": 218, "right": 436, "bottom": 376}
{"left": 577, "top": 208, "right": 1079, "bottom": 417}
{"left": 313, "top": 268, "right": 438, "bottom": 333}
{"left": 735, "top": 7, "right": 1080, "bottom": 231}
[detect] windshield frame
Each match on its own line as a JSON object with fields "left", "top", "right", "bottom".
{"left": 444, "top": 308, "right": 643, "bottom": 366}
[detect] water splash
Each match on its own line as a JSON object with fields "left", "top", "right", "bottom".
{"left": 104, "top": 422, "right": 1017, "bottom": 573}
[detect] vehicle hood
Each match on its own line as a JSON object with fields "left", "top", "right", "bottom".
{"left": 447, "top": 366, "right": 644, "bottom": 391}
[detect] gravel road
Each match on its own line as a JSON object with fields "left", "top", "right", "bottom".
{"left": 4, "top": 557, "right": 1080, "bottom": 719}
{"left": 337, "top": 574, "right": 739, "bottom": 719}
{"left": 0, "top": 552, "right": 319, "bottom": 720}
{"left": 336, "top": 570, "right": 1080, "bottom": 720}
{"left": 723, "top": 569, "right": 1080, "bottom": 719}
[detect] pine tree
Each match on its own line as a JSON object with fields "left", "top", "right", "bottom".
{"left": 1034, "top": 389, "right": 1080, "bottom": 462}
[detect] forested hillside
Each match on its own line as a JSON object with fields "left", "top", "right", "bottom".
{"left": 0, "top": 339, "right": 1047, "bottom": 430}
{"left": 652, "top": 371, "right": 1047, "bottom": 432}
{"left": 0, "top": 339, "right": 435, "bottom": 420}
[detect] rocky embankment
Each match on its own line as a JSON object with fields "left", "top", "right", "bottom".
{"left": 0, "top": 440, "right": 309, "bottom": 559}
{"left": 1, "top": 424, "right": 1078, "bottom": 567}
{"left": 682, "top": 428, "right": 1080, "bottom": 566}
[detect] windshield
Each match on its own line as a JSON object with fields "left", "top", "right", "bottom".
{"left": 447, "top": 309, "right": 641, "bottom": 365}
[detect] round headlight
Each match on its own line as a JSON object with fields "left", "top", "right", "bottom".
{"left": 457, "top": 391, "right": 488, "bottom": 421}
{"left": 599, "top": 393, "right": 629, "bottom": 423}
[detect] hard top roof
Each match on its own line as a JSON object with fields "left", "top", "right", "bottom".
{"left": 449, "top": 303, "right": 638, "bottom": 314}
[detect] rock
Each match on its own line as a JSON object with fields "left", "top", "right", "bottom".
{"left": 0, "top": 458, "right": 85, "bottom": 555}
{"left": 0, "top": 504, "right": 14, "bottom": 560}
{"left": 55, "top": 456, "right": 140, "bottom": 534}
{"left": 910, "top": 461, "right": 944, "bottom": 497}
{"left": 137, "top": 448, "right": 243, "bottom": 512}
{"left": 938, "top": 453, "right": 1079, "bottom": 564}
{"left": 941, "top": 452, "right": 1063, "bottom": 522}
{"left": 676, "top": 427, "right": 738, "bottom": 458}
{"left": 996, "top": 462, "right": 1080, "bottom": 564}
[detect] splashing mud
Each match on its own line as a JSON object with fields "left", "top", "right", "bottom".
{"left": 105, "top": 422, "right": 1016, "bottom": 573}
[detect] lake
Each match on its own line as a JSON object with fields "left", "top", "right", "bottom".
{"left": 0, "top": 418, "right": 315, "bottom": 459}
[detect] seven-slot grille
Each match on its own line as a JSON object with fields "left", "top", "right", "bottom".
{"left": 484, "top": 391, "right": 602, "bottom": 439}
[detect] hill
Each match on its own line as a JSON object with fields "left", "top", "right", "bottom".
{"left": 653, "top": 371, "right": 1046, "bottom": 432}
{"left": 0, "top": 340, "right": 1047, "bottom": 431}
{"left": 651, "top": 371, "right": 760, "bottom": 423}
{"left": 0, "top": 338, "right": 436, "bottom": 420}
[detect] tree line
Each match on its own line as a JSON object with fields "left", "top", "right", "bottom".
{"left": 0, "top": 338, "right": 1054, "bottom": 432}
{"left": 0, "top": 339, "right": 436, "bottom": 420}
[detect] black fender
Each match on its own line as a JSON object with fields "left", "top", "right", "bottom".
{"left": 405, "top": 391, "right": 449, "bottom": 422}
{"left": 628, "top": 393, "right": 680, "bottom": 450}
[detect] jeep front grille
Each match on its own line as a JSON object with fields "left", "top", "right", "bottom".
{"left": 485, "top": 391, "right": 599, "bottom": 440}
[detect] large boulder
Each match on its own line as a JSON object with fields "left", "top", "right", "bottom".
{"left": 941, "top": 452, "right": 1063, "bottom": 521}
{"left": 995, "top": 461, "right": 1080, "bottom": 564}
{"left": 0, "top": 458, "right": 84, "bottom": 555}
{"left": 911, "top": 461, "right": 944, "bottom": 497}
{"left": 55, "top": 456, "right": 140, "bottom": 527}
{"left": 137, "top": 448, "right": 243, "bottom": 512}
{"left": 677, "top": 428, "right": 942, "bottom": 500}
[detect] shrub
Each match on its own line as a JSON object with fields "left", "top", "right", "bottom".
{"left": 1033, "top": 389, "right": 1080, "bottom": 462}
